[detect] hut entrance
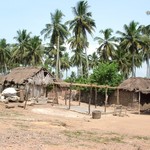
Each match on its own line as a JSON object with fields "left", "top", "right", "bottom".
{"left": 140, "top": 93, "right": 150, "bottom": 111}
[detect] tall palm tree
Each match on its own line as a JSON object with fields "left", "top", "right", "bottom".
{"left": 0, "top": 39, "right": 11, "bottom": 74}
{"left": 13, "top": 29, "right": 31, "bottom": 66}
{"left": 139, "top": 25, "right": 150, "bottom": 77}
{"left": 41, "top": 9, "right": 68, "bottom": 79}
{"left": 61, "top": 52, "right": 70, "bottom": 79}
{"left": 112, "top": 46, "right": 132, "bottom": 79}
{"left": 68, "top": 0, "right": 96, "bottom": 77}
{"left": 94, "top": 28, "right": 117, "bottom": 62}
{"left": 68, "top": 35, "right": 84, "bottom": 76}
{"left": 88, "top": 52, "right": 99, "bottom": 70}
{"left": 117, "top": 21, "right": 143, "bottom": 77}
{"left": 70, "top": 48, "right": 85, "bottom": 77}
{"left": 25, "top": 36, "right": 44, "bottom": 66}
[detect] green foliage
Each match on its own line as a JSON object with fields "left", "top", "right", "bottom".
{"left": 65, "top": 73, "right": 91, "bottom": 91}
{"left": 90, "top": 62, "right": 123, "bottom": 95}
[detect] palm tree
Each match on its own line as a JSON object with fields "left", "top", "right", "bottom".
{"left": 61, "top": 52, "right": 70, "bottom": 79}
{"left": 70, "top": 48, "right": 85, "bottom": 77}
{"left": 139, "top": 25, "right": 150, "bottom": 77}
{"left": 13, "top": 29, "right": 31, "bottom": 66}
{"left": 68, "top": 0, "right": 96, "bottom": 77}
{"left": 25, "top": 36, "right": 44, "bottom": 66}
{"left": 112, "top": 46, "right": 132, "bottom": 79}
{"left": 0, "top": 39, "right": 11, "bottom": 74}
{"left": 94, "top": 28, "right": 117, "bottom": 62}
{"left": 117, "top": 21, "right": 143, "bottom": 77}
{"left": 41, "top": 9, "right": 68, "bottom": 79}
{"left": 88, "top": 52, "right": 99, "bottom": 70}
{"left": 68, "top": 35, "right": 84, "bottom": 76}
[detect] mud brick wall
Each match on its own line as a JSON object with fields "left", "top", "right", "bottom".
{"left": 109, "top": 90, "right": 135, "bottom": 106}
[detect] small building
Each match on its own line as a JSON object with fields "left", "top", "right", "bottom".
{"left": 1, "top": 67, "right": 54, "bottom": 100}
{"left": 0, "top": 75, "right": 3, "bottom": 92}
{"left": 110, "top": 77, "right": 150, "bottom": 111}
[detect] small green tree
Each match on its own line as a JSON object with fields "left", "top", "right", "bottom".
{"left": 90, "top": 62, "right": 123, "bottom": 95}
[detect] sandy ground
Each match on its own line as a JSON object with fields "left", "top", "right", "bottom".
{"left": 0, "top": 100, "right": 150, "bottom": 150}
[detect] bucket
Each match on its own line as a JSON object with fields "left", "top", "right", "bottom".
{"left": 92, "top": 110, "right": 101, "bottom": 119}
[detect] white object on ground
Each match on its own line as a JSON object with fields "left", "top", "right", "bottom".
{"left": 2, "top": 87, "right": 17, "bottom": 95}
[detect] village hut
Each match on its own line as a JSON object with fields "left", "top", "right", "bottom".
{"left": 110, "top": 77, "right": 150, "bottom": 111}
{"left": 0, "top": 75, "right": 3, "bottom": 92}
{"left": 1, "top": 67, "right": 55, "bottom": 100}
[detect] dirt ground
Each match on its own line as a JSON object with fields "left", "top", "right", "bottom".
{"left": 0, "top": 100, "right": 150, "bottom": 150}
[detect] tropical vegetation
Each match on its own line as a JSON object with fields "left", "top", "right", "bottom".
{"left": 0, "top": 0, "right": 150, "bottom": 87}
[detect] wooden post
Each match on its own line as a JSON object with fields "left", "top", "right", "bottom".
{"left": 24, "top": 91, "right": 28, "bottom": 109}
{"left": 117, "top": 88, "right": 120, "bottom": 105}
{"left": 138, "top": 92, "right": 141, "bottom": 114}
{"left": 88, "top": 85, "right": 92, "bottom": 114}
{"left": 54, "top": 84, "right": 58, "bottom": 105}
{"left": 104, "top": 87, "right": 108, "bottom": 113}
{"left": 24, "top": 83, "right": 29, "bottom": 109}
{"left": 69, "top": 83, "right": 72, "bottom": 110}
{"left": 79, "top": 89, "right": 81, "bottom": 106}
{"left": 95, "top": 87, "right": 97, "bottom": 108}
{"left": 20, "top": 89, "right": 25, "bottom": 102}
{"left": 65, "top": 89, "right": 67, "bottom": 105}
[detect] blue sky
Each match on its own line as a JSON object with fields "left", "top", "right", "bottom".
{"left": 0, "top": 0, "right": 149, "bottom": 76}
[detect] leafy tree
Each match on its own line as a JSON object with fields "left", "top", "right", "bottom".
{"left": 90, "top": 62, "right": 123, "bottom": 95}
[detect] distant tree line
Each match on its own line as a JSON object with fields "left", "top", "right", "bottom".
{"left": 0, "top": 1, "right": 150, "bottom": 85}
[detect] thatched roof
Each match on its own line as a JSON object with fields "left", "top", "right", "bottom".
{"left": 1, "top": 67, "right": 54, "bottom": 85}
{"left": 118, "top": 77, "right": 150, "bottom": 94}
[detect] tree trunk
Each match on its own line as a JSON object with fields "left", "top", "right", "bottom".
{"left": 66, "top": 69, "right": 68, "bottom": 79}
{"left": 4, "top": 63, "right": 8, "bottom": 74}
{"left": 132, "top": 52, "right": 136, "bottom": 77}
{"left": 56, "top": 35, "right": 60, "bottom": 79}
{"left": 85, "top": 48, "right": 89, "bottom": 77}
{"left": 146, "top": 55, "right": 150, "bottom": 78}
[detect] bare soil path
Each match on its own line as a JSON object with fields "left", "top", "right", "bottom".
{"left": 0, "top": 101, "right": 150, "bottom": 150}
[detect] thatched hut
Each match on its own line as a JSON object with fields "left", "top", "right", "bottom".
{"left": 110, "top": 77, "right": 150, "bottom": 111}
{"left": 1, "top": 67, "right": 55, "bottom": 100}
{"left": 0, "top": 75, "right": 3, "bottom": 92}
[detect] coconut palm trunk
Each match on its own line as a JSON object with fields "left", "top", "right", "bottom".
{"left": 4, "top": 63, "right": 8, "bottom": 74}
{"left": 85, "top": 48, "right": 89, "bottom": 77}
{"left": 146, "top": 54, "right": 150, "bottom": 78}
{"left": 56, "top": 35, "right": 60, "bottom": 79}
{"left": 132, "top": 52, "right": 135, "bottom": 77}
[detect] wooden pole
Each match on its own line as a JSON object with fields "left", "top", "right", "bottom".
{"left": 54, "top": 85, "right": 58, "bottom": 105}
{"left": 24, "top": 91, "right": 28, "bottom": 109}
{"left": 117, "top": 88, "right": 120, "bottom": 105}
{"left": 24, "top": 84, "right": 29, "bottom": 109}
{"left": 104, "top": 87, "right": 108, "bottom": 113}
{"left": 138, "top": 92, "right": 141, "bottom": 114}
{"left": 64, "top": 89, "right": 67, "bottom": 105}
{"left": 69, "top": 83, "right": 72, "bottom": 109}
{"left": 79, "top": 89, "right": 81, "bottom": 106}
{"left": 88, "top": 85, "right": 92, "bottom": 114}
{"left": 95, "top": 87, "right": 97, "bottom": 108}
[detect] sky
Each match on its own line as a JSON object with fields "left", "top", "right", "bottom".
{"left": 0, "top": 0, "right": 149, "bottom": 77}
